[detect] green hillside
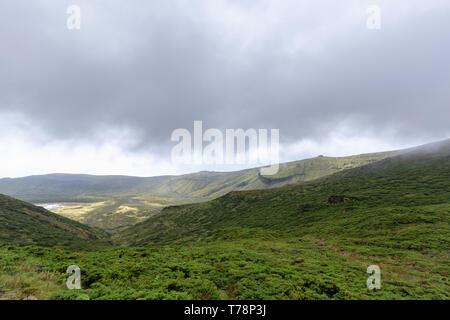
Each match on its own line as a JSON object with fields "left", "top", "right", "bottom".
{"left": 0, "top": 150, "right": 398, "bottom": 230}
{"left": 115, "top": 140, "right": 450, "bottom": 246}
{"left": 135, "top": 150, "right": 399, "bottom": 201}
{"left": 0, "top": 151, "right": 398, "bottom": 203}
{"left": 0, "top": 194, "right": 110, "bottom": 250}
{"left": 0, "top": 140, "right": 448, "bottom": 300}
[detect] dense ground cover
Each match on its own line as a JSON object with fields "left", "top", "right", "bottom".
{"left": 1, "top": 232, "right": 448, "bottom": 300}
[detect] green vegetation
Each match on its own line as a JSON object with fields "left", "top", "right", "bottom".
{"left": 115, "top": 142, "right": 450, "bottom": 247}
{"left": 0, "top": 151, "right": 397, "bottom": 229}
{"left": 50, "top": 199, "right": 160, "bottom": 232}
{"left": 0, "top": 140, "right": 448, "bottom": 300}
{"left": 0, "top": 234, "right": 446, "bottom": 300}
{"left": 0, "top": 195, "right": 110, "bottom": 250}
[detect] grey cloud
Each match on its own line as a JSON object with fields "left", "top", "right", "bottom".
{"left": 0, "top": 0, "right": 449, "bottom": 154}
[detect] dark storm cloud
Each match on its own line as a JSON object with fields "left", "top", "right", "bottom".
{"left": 1, "top": 0, "right": 449, "bottom": 152}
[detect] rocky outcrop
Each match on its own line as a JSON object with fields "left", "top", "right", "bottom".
{"left": 326, "top": 196, "right": 357, "bottom": 204}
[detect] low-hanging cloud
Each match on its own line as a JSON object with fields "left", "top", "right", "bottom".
{"left": 0, "top": 0, "right": 449, "bottom": 176}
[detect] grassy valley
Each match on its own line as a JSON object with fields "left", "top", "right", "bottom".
{"left": 44, "top": 199, "right": 160, "bottom": 232}
{"left": 0, "top": 140, "right": 448, "bottom": 300}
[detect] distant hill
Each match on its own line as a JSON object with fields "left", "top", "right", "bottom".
{"left": 114, "top": 139, "right": 450, "bottom": 246}
{"left": 0, "top": 150, "right": 400, "bottom": 230}
{"left": 0, "top": 194, "right": 109, "bottom": 249}
{"left": 0, "top": 141, "right": 446, "bottom": 231}
{"left": 0, "top": 151, "right": 400, "bottom": 204}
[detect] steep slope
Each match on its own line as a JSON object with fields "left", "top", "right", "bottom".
{"left": 135, "top": 150, "right": 399, "bottom": 201}
{"left": 115, "top": 139, "right": 450, "bottom": 246}
{"left": 0, "top": 194, "right": 109, "bottom": 249}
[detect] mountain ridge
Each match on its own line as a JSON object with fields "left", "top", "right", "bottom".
{"left": 0, "top": 139, "right": 447, "bottom": 231}
{"left": 0, "top": 149, "right": 404, "bottom": 203}
{"left": 114, "top": 138, "right": 450, "bottom": 246}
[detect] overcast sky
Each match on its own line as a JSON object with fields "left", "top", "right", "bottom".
{"left": 1, "top": 0, "right": 449, "bottom": 178}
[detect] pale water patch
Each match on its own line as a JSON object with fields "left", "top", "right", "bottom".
{"left": 35, "top": 203, "right": 67, "bottom": 210}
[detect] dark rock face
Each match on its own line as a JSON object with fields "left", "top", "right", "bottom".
{"left": 327, "top": 196, "right": 356, "bottom": 204}
{"left": 87, "top": 234, "right": 98, "bottom": 241}
{"left": 257, "top": 172, "right": 305, "bottom": 186}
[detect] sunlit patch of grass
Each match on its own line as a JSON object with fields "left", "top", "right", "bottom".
{"left": 0, "top": 260, "right": 64, "bottom": 300}
{"left": 50, "top": 201, "right": 107, "bottom": 222}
